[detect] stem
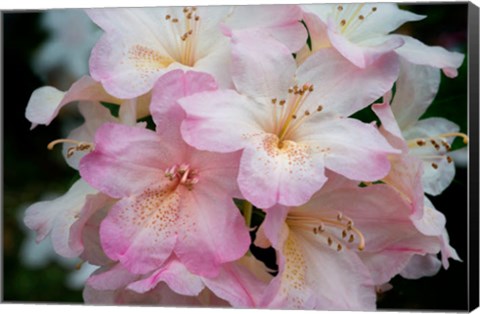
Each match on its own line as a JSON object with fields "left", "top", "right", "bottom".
{"left": 242, "top": 200, "right": 253, "bottom": 228}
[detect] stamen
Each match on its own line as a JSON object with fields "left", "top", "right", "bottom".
{"left": 431, "top": 163, "right": 438, "bottom": 169}
{"left": 47, "top": 139, "right": 93, "bottom": 157}
{"left": 337, "top": 244, "right": 342, "bottom": 251}
{"left": 447, "top": 156, "right": 453, "bottom": 163}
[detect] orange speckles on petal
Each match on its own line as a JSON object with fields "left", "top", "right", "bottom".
{"left": 128, "top": 45, "right": 173, "bottom": 74}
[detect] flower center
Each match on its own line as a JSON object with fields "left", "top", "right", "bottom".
{"left": 270, "top": 83, "right": 323, "bottom": 148}
{"left": 407, "top": 132, "right": 468, "bottom": 169}
{"left": 335, "top": 4, "right": 377, "bottom": 37}
{"left": 164, "top": 7, "right": 201, "bottom": 67}
{"left": 164, "top": 163, "right": 200, "bottom": 191}
{"left": 287, "top": 211, "right": 365, "bottom": 252}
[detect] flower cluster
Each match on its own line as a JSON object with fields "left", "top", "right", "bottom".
{"left": 25, "top": 4, "right": 467, "bottom": 310}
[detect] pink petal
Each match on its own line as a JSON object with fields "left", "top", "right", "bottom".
{"left": 400, "top": 254, "right": 442, "bottom": 279}
{"left": 225, "top": 5, "right": 307, "bottom": 52}
{"left": 238, "top": 134, "right": 327, "bottom": 209}
{"left": 203, "top": 256, "right": 271, "bottom": 308}
{"left": 63, "top": 102, "right": 117, "bottom": 170}
{"left": 179, "top": 89, "right": 268, "bottom": 153}
{"left": 393, "top": 35, "right": 465, "bottom": 78}
{"left": 295, "top": 12, "right": 330, "bottom": 64}
{"left": 327, "top": 27, "right": 404, "bottom": 68}
{"left": 360, "top": 251, "right": 414, "bottom": 285}
{"left": 127, "top": 257, "right": 204, "bottom": 296}
{"left": 298, "top": 48, "right": 400, "bottom": 116}
{"left": 230, "top": 29, "right": 296, "bottom": 99}
{"left": 150, "top": 69, "right": 218, "bottom": 136}
{"left": 412, "top": 196, "right": 446, "bottom": 237}
{"left": 79, "top": 123, "right": 176, "bottom": 198}
{"left": 390, "top": 60, "right": 441, "bottom": 129}
{"left": 87, "top": 262, "right": 139, "bottom": 291}
{"left": 99, "top": 186, "right": 180, "bottom": 274}
{"left": 297, "top": 118, "right": 399, "bottom": 182}
{"left": 69, "top": 193, "right": 113, "bottom": 263}
{"left": 23, "top": 179, "right": 96, "bottom": 256}
{"left": 25, "top": 76, "right": 119, "bottom": 129}
{"left": 175, "top": 188, "right": 250, "bottom": 277}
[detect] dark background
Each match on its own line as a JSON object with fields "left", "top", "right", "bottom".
{"left": 2, "top": 4, "right": 471, "bottom": 309}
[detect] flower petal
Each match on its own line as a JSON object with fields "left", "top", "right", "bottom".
{"left": 297, "top": 118, "right": 399, "bottom": 182}
{"left": 298, "top": 48, "right": 399, "bottom": 116}
{"left": 25, "top": 76, "right": 119, "bottom": 129}
{"left": 24, "top": 179, "right": 96, "bottom": 256}
{"left": 238, "top": 134, "right": 327, "bottom": 209}
{"left": 230, "top": 29, "right": 296, "bottom": 99}
{"left": 79, "top": 123, "right": 177, "bottom": 198}
{"left": 175, "top": 188, "right": 250, "bottom": 277}
{"left": 179, "top": 89, "right": 268, "bottom": 153}
{"left": 99, "top": 186, "right": 180, "bottom": 274}
{"left": 400, "top": 254, "right": 442, "bottom": 279}
{"left": 127, "top": 257, "right": 204, "bottom": 296}
{"left": 327, "top": 28, "right": 404, "bottom": 68}
{"left": 393, "top": 35, "right": 465, "bottom": 78}
{"left": 225, "top": 5, "right": 307, "bottom": 52}
{"left": 391, "top": 60, "right": 441, "bottom": 129}
{"left": 150, "top": 69, "right": 218, "bottom": 135}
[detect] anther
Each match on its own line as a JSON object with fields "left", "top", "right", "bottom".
{"left": 342, "top": 230, "right": 347, "bottom": 238}
{"left": 348, "top": 234, "right": 355, "bottom": 243}
{"left": 372, "top": 7, "right": 377, "bottom": 12}
{"left": 313, "top": 227, "right": 318, "bottom": 234}
{"left": 416, "top": 139, "right": 426, "bottom": 146}
{"left": 183, "top": 7, "right": 189, "bottom": 13}
{"left": 431, "top": 163, "right": 438, "bottom": 169}
{"left": 317, "top": 105, "right": 323, "bottom": 112}
{"left": 304, "top": 110, "right": 310, "bottom": 116}
{"left": 337, "top": 5, "right": 343, "bottom": 11}
{"left": 337, "top": 212, "right": 343, "bottom": 221}
{"left": 327, "top": 237, "right": 333, "bottom": 246}
{"left": 318, "top": 223, "right": 325, "bottom": 232}
{"left": 430, "top": 139, "right": 437, "bottom": 145}
{"left": 271, "top": 98, "right": 277, "bottom": 104}
{"left": 308, "top": 85, "right": 314, "bottom": 92}
{"left": 337, "top": 244, "right": 342, "bottom": 251}
{"left": 165, "top": 15, "right": 171, "bottom": 20}
{"left": 292, "top": 114, "right": 297, "bottom": 119}
{"left": 447, "top": 156, "right": 453, "bottom": 163}
{"left": 172, "top": 18, "right": 179, "bottom": 23}
{"left": 195, "top": 16, "right": 200, "bottom": 21}
{"left": 279, "top": 100, "right": 286, "bottom": 106}
{"left": 340, "top": 19, "right": 346, "bottom": 26}
{"left": 358, "top": 15, "right": 365, "bottom": 20}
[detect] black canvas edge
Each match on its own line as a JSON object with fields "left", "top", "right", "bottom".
{"left": 468, "top": 1, "right": 480, "bottom": 312}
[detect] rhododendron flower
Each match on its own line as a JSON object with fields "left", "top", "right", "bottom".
{"left": 299, "top": 3, "right": 464, "bottom": 77}
{"left": 256, "top": 173, "right": 455, "bottom": 310}
{"left": 87, "top": 5, "right": 307, "bottom": 98}
{"left": 372, "top": 60, "right": 468, "bottom": 195}
{"left": 79, "top": 70, "right": 250, "bottom": 277}
{"left": 179, "top": 30, "right": 399, "bottom": 209}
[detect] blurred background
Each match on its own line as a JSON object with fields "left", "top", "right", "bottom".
{"left": 2, "top": 3, "right": 470, "bottom": 309}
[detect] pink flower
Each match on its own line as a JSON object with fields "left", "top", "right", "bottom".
{"left": 299, "top": 4, "right": 464, "bottom": 76}
{"left": 179, "top": 30, "right": 399, "bottom": 209}
{"left": 256, "top": 172, "right": 450, "bottom": 310}
{"left": 79, "top": 70, "right": 250, "bottom": 277}
{"left": 372, "top": 60, "right": 468, "bottom": 196}
{"left": 87, "top": 5, "right": 307, "bottom": 98}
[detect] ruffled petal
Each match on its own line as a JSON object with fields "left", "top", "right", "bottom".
{"left": 127, "top": 257, "right": 204, "bottom": 296}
